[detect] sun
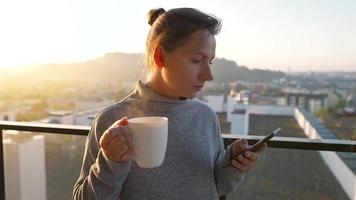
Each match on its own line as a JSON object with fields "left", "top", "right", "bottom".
{"left": 0, "top": 0, "right": 85, "bottom": 70}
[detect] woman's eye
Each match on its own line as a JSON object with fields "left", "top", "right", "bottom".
{"left": 191, "top": 59, "right": 201, "bottom": 63}
{"left": 209, "top": 59, "right": 214, "bottom": 65}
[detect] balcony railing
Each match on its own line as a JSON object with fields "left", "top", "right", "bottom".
{"left": 1, "top": 120, "right": 356, "bottom": 200}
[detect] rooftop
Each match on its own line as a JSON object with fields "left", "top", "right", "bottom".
{"left": 219, "top": 113, "right": 352, "bottom": 199}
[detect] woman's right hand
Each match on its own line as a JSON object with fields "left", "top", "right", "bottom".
{"left": 99, "top": 117, "right": 134, "bottom": 163}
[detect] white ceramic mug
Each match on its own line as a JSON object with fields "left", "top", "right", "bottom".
{"left": 128, "top": 116, "right": 168, "bottom": 168}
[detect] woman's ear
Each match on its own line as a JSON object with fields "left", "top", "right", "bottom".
{"left": 153, "top": 46, "right": 164, "bottom": 68}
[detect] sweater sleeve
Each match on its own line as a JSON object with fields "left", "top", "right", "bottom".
{"left": 213, "top": 117, "right": 245, "bottom": 196}
{"left": 72, "top": 113, "right": 132, "bottom": 200}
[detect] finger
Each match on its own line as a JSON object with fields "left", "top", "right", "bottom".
{"left": 236, "top": 154, "right": 255, "bottom": 168}
{"left": 104, "top": 139, "right": 132, "bottom": 162}
{"left": 100, "top": 117, "right": 128, "bottom": 146}
{"left": 105, "top": 143, "right": 117, "bottom": 159}
{"left": 121, "top": 148, "right": 134, "bottom": 161}
{"left": 231, "top": 159, "right": 250, "bottom": 172}
{"left": 99, "top": 129, "right": 117, "bottom": 147}
{"left": 101, "top": 127, "right": 124, "bottom": 148}
{"left": 102, "top": 140, "right": 119, "bottom": 161}
{"left": 243, "top": 151, "right": 259, "bottom": 162}
{"left": 112, "top": 117, "right": 129, "bottom": 127}
{"left": 121, "top": 126, "right": 133, "bottom": 149}
{"left": 115, "top": 143, "right": 135, "bottom": 162}
{"left": 118, "top": 117, "right": 129, "bottom": 126}
{"left": 116, "top": 143, "right": 131, "bottom": 156}
{"left": 233, "top": 139, "right": 249, "bottom": 155}
{"left": 254, "top": 142, "right": 267, "bottom": 154}
{"left": 235, "top": 158, "right": 254, "bottom": 172}
{"left": 106, "top": 131, "right": 129, "bottom": 150}
{"left": 239, "top": 139, "right": 248, "bottom": 146}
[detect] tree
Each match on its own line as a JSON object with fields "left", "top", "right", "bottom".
{"left": 32, "top": 100, "right": 49, "bottom": 111}
{"left": 316, "top": 108, "right": 331, "bottom": 121}
{"left": 352, "top": 86, "right": 356, "bottom": 94}
{"left": 15, "top": 100, "right": 50, "bottom": 121}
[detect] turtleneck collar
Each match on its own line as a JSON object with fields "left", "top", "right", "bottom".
{"left": 134, "top": 80, "right": 190, "bottom": 104}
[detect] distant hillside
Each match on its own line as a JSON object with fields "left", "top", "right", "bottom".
{"left": 20, "top": 53, "right": 146, "bottom": 83}
{"left": 17, "top": 52, "right": 284, "bottom": 83}
{"left": 211, "top": 58, "right": 285, "bottom": 82}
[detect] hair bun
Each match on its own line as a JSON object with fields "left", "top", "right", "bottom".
{"left": 147, "top": 8, "right": 166, "bottom": 26}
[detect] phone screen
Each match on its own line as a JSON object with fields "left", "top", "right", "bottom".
{"left": 248, "top": 127, "right": 281, "bottom": 152}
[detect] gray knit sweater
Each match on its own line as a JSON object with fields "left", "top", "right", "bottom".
{"left": 73, "top": 81, "right": 245, "bottom": 200}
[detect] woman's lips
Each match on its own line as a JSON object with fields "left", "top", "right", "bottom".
{"left": 193, "top": 85, "right": 204, "bottom": 90}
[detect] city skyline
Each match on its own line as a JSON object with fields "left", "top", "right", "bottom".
{"left": 1, "top": 0, "right": 356, "bottom": 72}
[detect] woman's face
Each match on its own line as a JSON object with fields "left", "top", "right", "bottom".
{"left": 159, "top": 29, "right": 216, "bottom": 99}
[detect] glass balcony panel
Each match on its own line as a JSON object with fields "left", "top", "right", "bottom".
{"left": 2, "top": 128, "right": 355, "bottom": 200}
{"left": 3, "top": 130, "right": 86, "bottom": 200}
{"left": 227, "top": 148, "right": 353, "bottom": 200}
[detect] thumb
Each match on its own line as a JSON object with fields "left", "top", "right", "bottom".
{"left": 233, "top": 139, "right": 249, "bottom": 156}
{"left": 118, "top": 117, "right": 128, "bottom": 126}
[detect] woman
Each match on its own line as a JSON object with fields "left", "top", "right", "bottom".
{"left": 73, "top": 7, "right": 266, "bottom": 200}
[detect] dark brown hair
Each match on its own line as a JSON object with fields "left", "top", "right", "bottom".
{"left": 146, "top": 7, "right": 222, "bottom": 68}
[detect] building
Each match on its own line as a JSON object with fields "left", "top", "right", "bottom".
{"left": 216, "top": 101, "right": 356, "bottom": 200}
{"left": 345, "top": 95, "right": 356, "bottom": 115}
{"left": 226, "top": 95, "right": 236, "bottom": 122}
{"left": 328, "top": 89, "right": 347, "bottom": 108}
{"left": 47, "top": 109, "right": 98, "bottom": 125}
{"left": 281, "top": 88, "right": 328, "bottom": 114}
{"left": 3, "top": 132, "right": 46, "bottom": 200}
{"left": 1, "top": 108, "right": 28, "bottom": 121}
{"left": 230, "top": 108, "right": 249, "bottom": 135}
{"left": 203, "top": 92, "right": 354, "bottom": 199}
{"left": 230, "top": 112, "right": 351, "bottom": 200}
{"left": 235, "top": 90, "right": 251, "bottom": 104}
{"left": 75, "top": 109, "right": 99, "bottom": 126}
{"left": 48, "top": 111, "right": 75, "bottom": 124}
{"left": 204, "top": 95, "right": 224, "bottom": 113}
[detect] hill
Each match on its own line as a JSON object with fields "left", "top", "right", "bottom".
{"left": 211, "top": 58, "right": 285, "bottom": 82}
{"left": 13, "top": 52, "right": 285, "bottom": 84}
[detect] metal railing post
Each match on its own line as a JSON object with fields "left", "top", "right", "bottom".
{"left": 0, "top": 129, "right": 5, "bottom": 200}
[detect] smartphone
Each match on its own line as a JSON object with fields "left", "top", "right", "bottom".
{"left": 247, "top": 127, "right": 281, "bottom": 152}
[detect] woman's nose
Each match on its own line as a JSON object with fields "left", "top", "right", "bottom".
{"left": 200, "top": 64, "right": 213, "bottom": 81}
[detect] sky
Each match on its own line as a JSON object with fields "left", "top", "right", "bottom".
{"left": 0, "top": 0, "right": 356, "bottom": 72}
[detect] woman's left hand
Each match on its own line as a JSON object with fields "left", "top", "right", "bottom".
{"left": 230, "top": 139, "right": 267, "bottom": 172}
